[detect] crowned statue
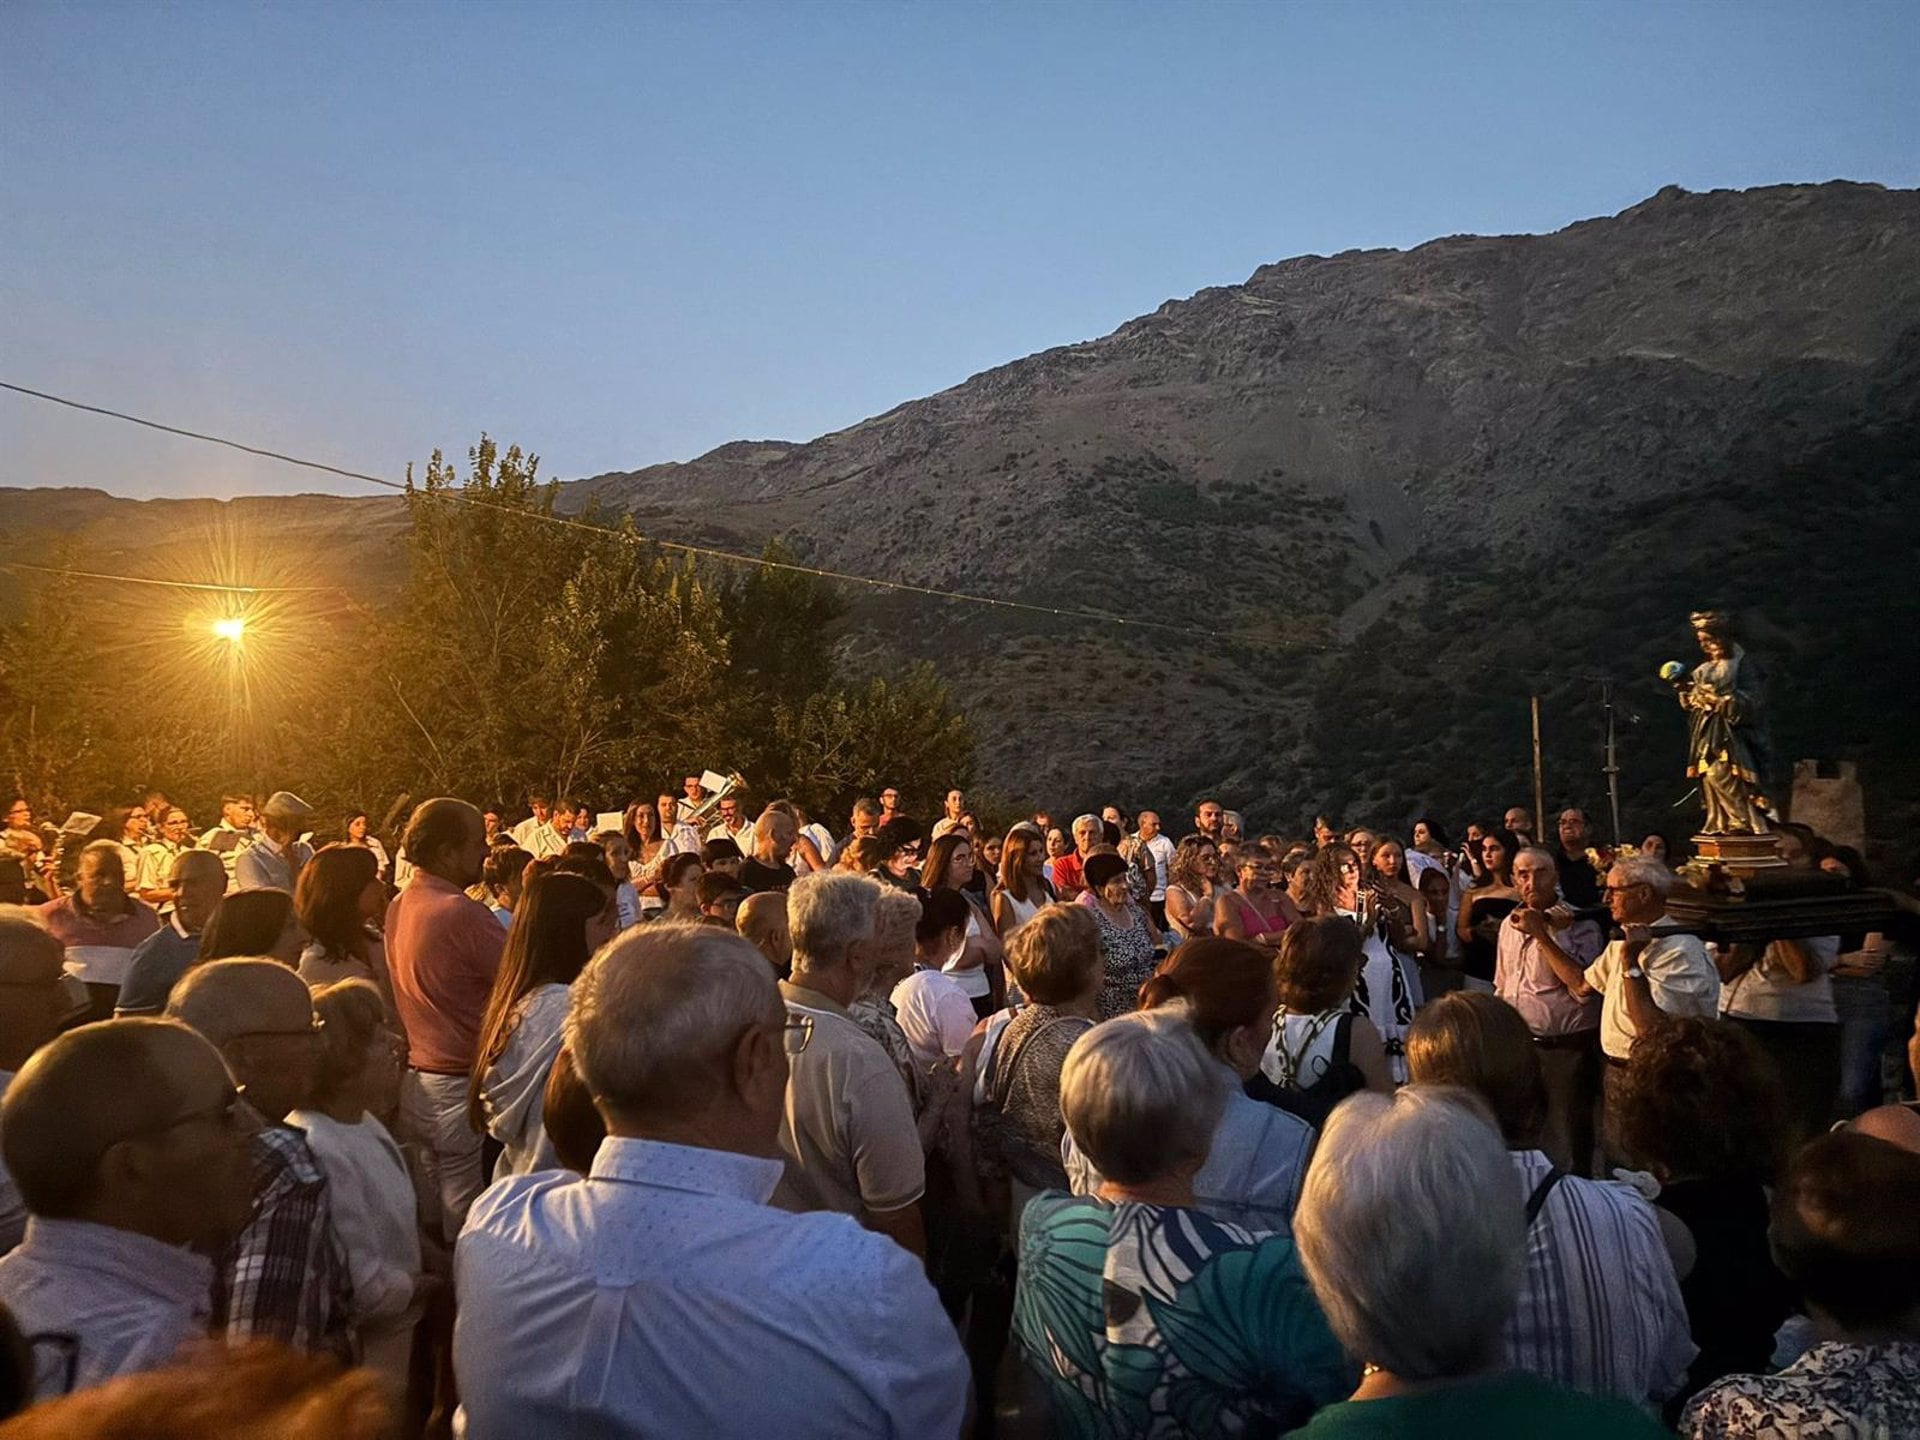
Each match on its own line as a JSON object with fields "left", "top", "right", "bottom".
{"left": 1659, "top": 609, "right": 1775, "bottom": 836}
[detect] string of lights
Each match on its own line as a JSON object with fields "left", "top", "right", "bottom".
{"left": 0, "top": 379, "right": 1213, "bottom": 642}
{"left": 0, "top": 377, "right": 1620, "bottom": 683}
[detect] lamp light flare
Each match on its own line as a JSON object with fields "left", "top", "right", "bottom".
{"left": 212, "top": 616, "right": 247, "bottom": 641}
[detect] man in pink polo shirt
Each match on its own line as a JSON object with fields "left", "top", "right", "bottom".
{"left": 385, "top": 798, "right": 504, "bottom": 1239}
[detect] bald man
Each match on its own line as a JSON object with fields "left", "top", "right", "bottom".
{"left": 0, "top": 910, "right": 86, "bottom": 1252}
{"left": 114, "top": 850, "right": 228, "bottom": 1018}
{"left": 385, "top": 797, "right": 504, "bottom": 1238}
{"left": 455, "top": 923, "right": 969, "bottom": 1438}
{"left": 168, "top": 960, "right": 352, "bottom": 1360}
{"left": 736, "top": 891, "right": 793, "bottom": 979}
{"left": 0, "top": 1018, "right": 255, "bottom": 1399}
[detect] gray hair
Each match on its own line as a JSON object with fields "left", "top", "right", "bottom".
{"left": 1608, "top": 853, "right": 1677, "bottom": 897}
{"left": 1071, "top": 814, "right": 1101, "bottom": 838}
{"left": 1295, "top": 1087, "right": 1522, "bottom": 1380}
{"left": 1511, "top": 846, "right": 1558, "bottom": 875}
{"left": 871, "top": 888, "right": 922, "bottom": 952}
{"left": 1060, "top": 1005, "right": 1225, "bottom": 1186}
{"left": 567, "top": 922, "right": 780, "bottom": 1117}
{"left": 787, "top": 870, "right": 879, "bottom": 970}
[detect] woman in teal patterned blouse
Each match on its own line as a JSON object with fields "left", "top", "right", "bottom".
{"left": 1012, "top": 1007, "right": 1350, "bottom": 1437}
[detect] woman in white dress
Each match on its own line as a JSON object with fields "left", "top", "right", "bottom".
{"left": 289, "top": 978, "right": 423, "bottom": 1403}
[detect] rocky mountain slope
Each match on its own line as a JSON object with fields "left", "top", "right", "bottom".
{"left": 569, "top": 181, "right": 1920, "bottom": 850}
{"left": 6, "top": 182, "right": 1918, "bottom": 853}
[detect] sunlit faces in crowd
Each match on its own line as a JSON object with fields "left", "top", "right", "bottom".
{"left": 1371, "top": 839, "right": 1407, "bottom": 882}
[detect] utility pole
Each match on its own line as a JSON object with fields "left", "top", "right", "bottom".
{"left": 1530, "top": 694, "right": 1546, "bottom": 842}
{"left": 1601, "top": 677, "right": 1624, "bottom": 848}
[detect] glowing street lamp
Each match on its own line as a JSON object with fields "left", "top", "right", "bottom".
{"left": 212, "top": 616, "right": 247, "bottom": 642}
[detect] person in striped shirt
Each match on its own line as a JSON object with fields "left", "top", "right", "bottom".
{"left": 1408, "top": 990, "right": 1694, "bottom": 1409}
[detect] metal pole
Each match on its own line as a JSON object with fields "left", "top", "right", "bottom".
{"left": 1602, "top": 678, "right": 1624, "bottom": 848}
{"left": 1531, "top": 694, "right": 1546, "bottom": 842}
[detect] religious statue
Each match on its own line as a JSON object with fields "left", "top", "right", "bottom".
{"left": 1659, "top": 609, "right": 1775, "bottom": 835}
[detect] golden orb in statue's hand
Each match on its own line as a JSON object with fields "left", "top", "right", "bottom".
{"left": 1658, "top": 660, "right": 1688, "bottom": 683}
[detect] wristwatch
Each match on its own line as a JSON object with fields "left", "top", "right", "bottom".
{"left": 1625, "top": 966, "right": 1646, "bottom": 981}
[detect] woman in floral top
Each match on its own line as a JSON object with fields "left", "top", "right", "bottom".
{"left": 1680, "top": 1131, "right": 1920, "bottom": 1440}
{"left": 1078, "top": 852, "right": 1161, "bottom": 1020}
{"left": 1014, "top": 1008, "right": 1348, "bottom": 1438}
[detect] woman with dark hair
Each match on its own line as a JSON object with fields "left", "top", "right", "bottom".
{"left": 198, "top": 885, "right": 303, "bottom": 965}
{"left": 1214, "top": 849, "right": 1286, "bottom": 950}
{"left": 481, "top": 844, "right": 532, "bottom": 928}
{"left": 1078, "top": 851, "right": 1161, "bottom": 1019}
{"left": 1163, "top": 835, "right": 1220, "bottom": 942}
{"left": 920, "top": 831, "right": 1006, "bottom": 1015}
{"left": 1679, "top": 1132, "right": 1920, "bottom": 1440}
{"left": 295, "top": 844, "right": 391, "bottom": 1001}
{"left": 622, "top": 800, "right": 668, "bottom": 917}
{"left": 1410, "top": 816, "right": 1451, "bottom": 864}
{"left": 1096, "top": 937, "right": 1316, "bottom": 1230}
{"left": 657, "top": 851, "right": 704, "bottom": 922}
{"left": 1368, "top": 838, "right": 1431, "bottom": 957}
{"left": 990, "top": 829, "right": 1050, "bottom": 939}
{"left": 1258, "top": 915, "right": 1393, "bottom": 1127}
{"left": 468, "top": 870, "right": 620, "bottom": 1180}
{"left": 1609, "top": 1016, "right": 1796, "bottom": 1405}
{"left": 342, "top": 811, "right": 391, "bottom": 885}
{"left": 1457, "top": 827, "right": 1522, "bottom": 990}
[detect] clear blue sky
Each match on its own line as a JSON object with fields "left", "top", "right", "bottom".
{"left": 4, "top": 0, "right": 1916, "bottom": 498}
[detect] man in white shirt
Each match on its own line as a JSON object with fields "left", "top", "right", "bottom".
{"left": 1134, "top": 810, "right": 1176, "bottom": 928}
{"left": 1582, "top": 855, "right": 1719, "bottom": 1161}
{"left": 704, "top": 794, "right": 755, "bottom": 851}
{"left": 518, "top": 801, "right": 574, "bottom": 862}
{"left": 233, "top": 791, "right": 314, "bottom": 893}
{"left": 0, "top": 1018, "right": 256, "bottom": 1399}
{"left": 930, "top": 788, "right": 968, "bottom": 841}
{"left": 197, "top": 794, "right": 258, "bottom": 880}
{"left": 507, "top": 795, "right": 551, "bottom": 851}
{"left": 133, "top": 808, "right": 194, "bottom": 907}
{"left": 455, "top": 923, "right": 968, "bottom": 1438}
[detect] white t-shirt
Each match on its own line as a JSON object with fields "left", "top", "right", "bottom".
{"left": 1141, "top": 834, "right": 1176, "bottom": 901}
{"left": 889, "top": 969, "right": 978, "bottom": 1070}
{"left": 1584, "top": 920, "right": 1720, "bottom": 1059}
{"left": 1717, "top": 935, "right": 1839, "bottom": 1024}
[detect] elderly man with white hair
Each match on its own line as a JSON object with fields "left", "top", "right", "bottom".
{"left": 1014, "top": 1007, "right": 1348, "bottom": 1435}
{"left": 1580, "top": 854, "right": 1719, "bottom": 1161}
{"left": 454, "top": 923, "right": 968, "bottom": 1438}
{"left": 1289, "top": 1087, "right": 1667, "bottom": 1437}
{"left": 776, "top": 871, "right": 927, "bottom": 1258}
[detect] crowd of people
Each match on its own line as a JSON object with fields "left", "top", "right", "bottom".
{"left": 0, "top": 776, "right": 1915, "bottom": 1438}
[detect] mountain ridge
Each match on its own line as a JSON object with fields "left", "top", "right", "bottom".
{"left": 5, "top": 181, "right": 1917, "bottom": 855}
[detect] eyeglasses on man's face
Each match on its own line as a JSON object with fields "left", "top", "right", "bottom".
{"left": 782, "top": 1013, "right": 813, "bottom": 1056}
{"left": 152, "top": 1083, "right": 255, "bottom": 1138}
{"left": 229, "top": 1017, "right": 326, "bottom": 1045}
{"left": 1603, "top": 881, "right": 1650, "bottom": 896}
